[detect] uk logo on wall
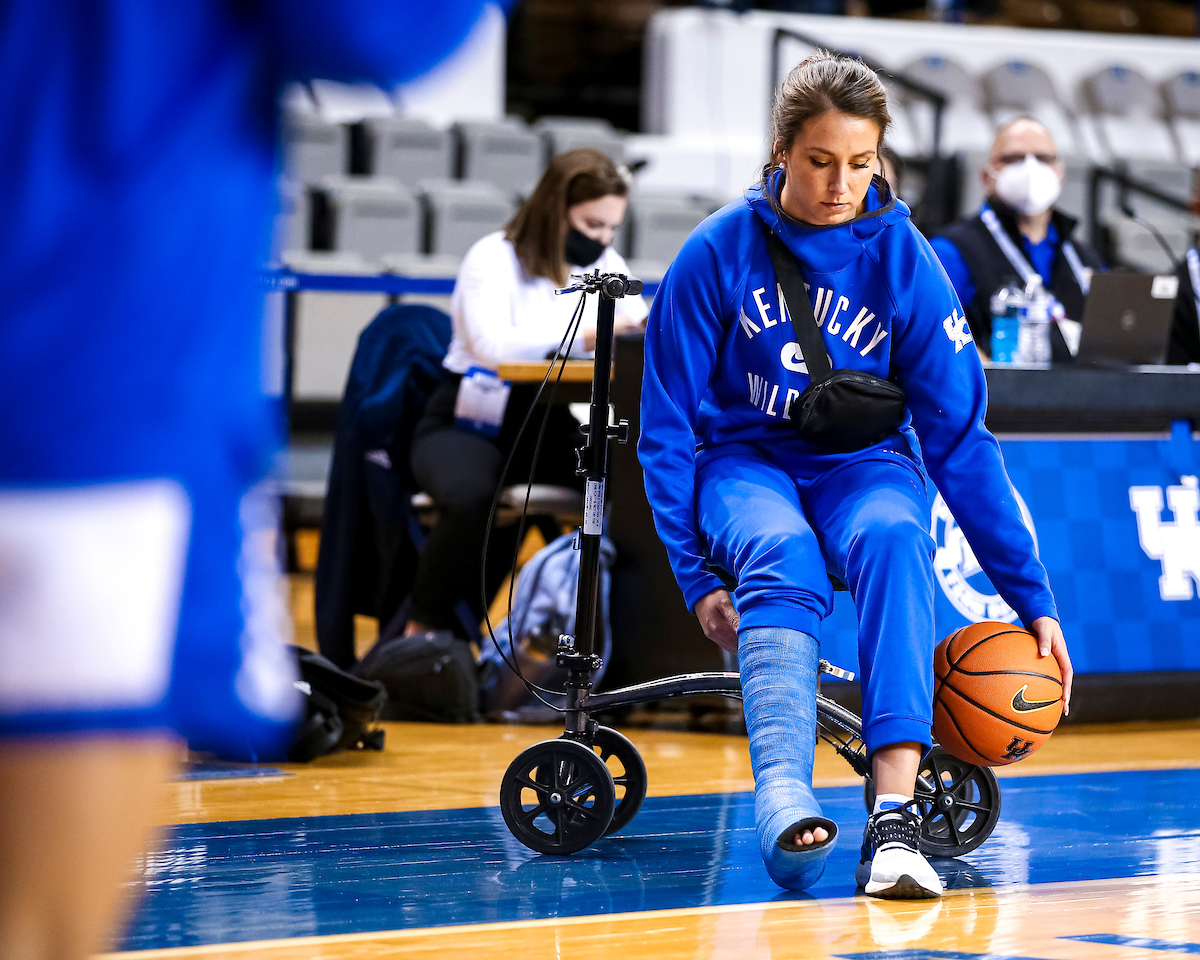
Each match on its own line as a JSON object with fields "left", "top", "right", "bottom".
{"left": 930, "top": 490, "right": 1037, "bottom": 623}
{"left": 1129, "top": 475, "right": 1200, "bottom": 601}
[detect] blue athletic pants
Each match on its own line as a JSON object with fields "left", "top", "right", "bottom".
{"left": 696, "top": 450, "right": 936, "bottom": 756}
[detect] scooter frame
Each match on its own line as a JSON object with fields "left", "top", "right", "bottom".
{"left": 497, "top": 272, "right": 1001, "bottom": 861}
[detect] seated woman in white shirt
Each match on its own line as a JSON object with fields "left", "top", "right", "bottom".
{"left": 406, "top": 148, "right": 648, "bottom": 639}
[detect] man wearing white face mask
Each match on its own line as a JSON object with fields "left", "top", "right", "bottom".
{"left": 931, "top": 117, "right": 1105, "bottom": 361}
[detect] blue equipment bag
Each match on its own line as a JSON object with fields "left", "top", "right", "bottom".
{"left": 479, "top": 532, "right": 616, "bottom": 714}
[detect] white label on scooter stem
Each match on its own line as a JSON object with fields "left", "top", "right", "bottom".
{"left": 584, "top": 479, "right": 605, "bottom": 535}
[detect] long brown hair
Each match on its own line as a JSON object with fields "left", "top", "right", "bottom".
{"left": 506, "top": 148, "right": 628, "bottom": 286}
{"left": 761, "top": 51, "right": 891, "bottom": 208}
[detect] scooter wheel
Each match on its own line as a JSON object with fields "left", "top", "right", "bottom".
{"left": 563, "top": 726, "right": 648, "bottom": 836}
{"left": 863, "top": 746, "right": 1001, "bottom": 858}
{"left": 500, "top": 739, "right": 616, "bottom": 855}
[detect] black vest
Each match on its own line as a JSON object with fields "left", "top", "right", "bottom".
{"left": 937, "top": 200, "right": 1104, "bottom": 358}
{"left": 1167, "top": 247, "right": 1200, "bottom": 364}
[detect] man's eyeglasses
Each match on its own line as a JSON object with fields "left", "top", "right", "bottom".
{"left": 993, "top": 152, "right": 1059, "bottom": 167}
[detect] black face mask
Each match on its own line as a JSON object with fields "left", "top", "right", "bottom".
{"left": 565, "top": 227, "right": 606, "bottom": 267}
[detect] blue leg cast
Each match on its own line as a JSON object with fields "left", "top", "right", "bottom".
{"left": 739, "top": 626, "right": 837, "bottom": 891}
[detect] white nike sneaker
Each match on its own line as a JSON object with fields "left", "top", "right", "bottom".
{"left": 855, "top": 803, "right": 944, "bottom": 899}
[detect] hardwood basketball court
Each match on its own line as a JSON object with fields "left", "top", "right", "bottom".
{"left": 101, "top": 713, "right": 1200, "bottom": 958}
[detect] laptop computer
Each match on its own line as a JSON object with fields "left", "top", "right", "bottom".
{"left": 1075, "top": 272, "right": 1178, "bottom": 366}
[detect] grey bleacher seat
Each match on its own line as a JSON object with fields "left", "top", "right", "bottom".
{"left": 282, "top": 251, "right": 387, "bottom": 401}
{"left": 627, "top": 195, "right": 712, "bottom": 263}
{"left": 958, "top": 149, "right": 990, "bottom": 217}
{"left": 379, "top": 252, "right": 461, "bottom": 311}
{"left": 367, "top": 117, "right": 453, "bottom": 186}
{"left": 455, "top": 120, "right": 544, "bottom": 198}
{"left": 897, "top": 56, "right": 995, "bottom": 156}
{"left": 1126, "top": 161, "right": 1192, "bottom": 209}
{"left": 272, "top": 177, "right": 307, "bottom": 260}
{"left": 267, "top": 441, "right": 333, "bottom": 506}
{"left": 981, "top": 61, "right": 1087, "bottom": 160}
{"left": 307, "top": 80, "right": 394, "bottom": 124}
{"left": 611, "top": 214, "right": 631, "bottom": 260}
{"left": 1093, "top": 161, "right": 1197, "bottom": 265}
{"left": 1163, "top": 71, "right": 1200, "bottom": 167}
{"left": 1058, "top": 159, "right": 1091, "bottom": 222}
{"left": 282, "top": 110, "right": 348, "bottom": 185}
{"left": 412, "top": 484, "right": 584, "bottom": 529}
{"left": 533, "top": 117, "right": 626, "bottom": 165}
{"left": 319, "top": 176, "right": 420, "bottom": 260}
{"left": 624, "top": 259, "right": 668, "bottom": 290}
{"left": 381, "top": 252, "right": 462, "bottom": 279}
{"left": 1084, "top": 65, "right": 1176, "bottom": 163}
{"left": 421, "top": 181, "right": 517, "bottom": 257}
{"left": 877, "top": 78, "right": 921, "bottom": 159}
{"left": 1105, "top": 217, "right": 1190, "bottom": 274}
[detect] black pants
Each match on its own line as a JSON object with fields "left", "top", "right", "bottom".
{"left": 408, "top": 372, "right": 583, "bottom": 632}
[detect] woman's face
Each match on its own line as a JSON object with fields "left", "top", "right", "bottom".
{"left": 567, "top": 194, "right": 628, "bottom": 248}
{"left": 776, "top": 110, "right": 881, "bottom": 226}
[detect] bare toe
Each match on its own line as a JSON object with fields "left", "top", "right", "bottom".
{"left": 791, "top": 823, "right": 833, "bottom": 847}
{"left": 794, "top": 827, "right": 830, "bottom": 846}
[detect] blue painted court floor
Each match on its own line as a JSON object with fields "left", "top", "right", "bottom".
{"left": 120, "top": 768, "right": 1200, "bottom": 951}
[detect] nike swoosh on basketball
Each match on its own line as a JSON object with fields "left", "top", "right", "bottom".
{"left": 1011, "top": 684, "right": 1060, "bottom": 712}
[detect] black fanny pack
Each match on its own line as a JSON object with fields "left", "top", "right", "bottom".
{"left": 760, "top": 220, "right": 907, "bottom": 452}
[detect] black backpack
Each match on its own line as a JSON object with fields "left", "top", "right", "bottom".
{"left": 289, "top": 646, "right": 387, "bottom": 761}
{"left": 352, "top": 630, "right": 480, "bottom": 723}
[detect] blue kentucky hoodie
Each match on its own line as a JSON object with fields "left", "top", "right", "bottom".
{"left": 638, "top": 172, "right": 1057, "bottom": 625}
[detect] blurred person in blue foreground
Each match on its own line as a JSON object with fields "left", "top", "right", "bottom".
{"left": 930, "top": 118, "right": 1104, "bottom": 361}
{"left": 0, "top": 3, "right": 483, "bottom": 957}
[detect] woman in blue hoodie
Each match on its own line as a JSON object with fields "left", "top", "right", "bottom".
{"left": 638, "top": 52, "right": 1074, "bottom": 898}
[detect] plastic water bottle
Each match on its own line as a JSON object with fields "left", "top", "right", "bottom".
{"left": 1017, "top": 279, "right": 1052, "bottom": 366}
{"left": 989, "top": 282, "right": 1024, "bottom": 364}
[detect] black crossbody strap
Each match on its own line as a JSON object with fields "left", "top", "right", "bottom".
{"left": 759, "top": 220, "right": 833, "bottom": 385}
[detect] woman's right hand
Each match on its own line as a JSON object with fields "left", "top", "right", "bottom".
{"left": 695, "top": 588, "right": 739, "bottom": 653}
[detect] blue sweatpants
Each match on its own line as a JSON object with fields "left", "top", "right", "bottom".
{"left": 696, "top": 449, "right": 936, "bottom": 756}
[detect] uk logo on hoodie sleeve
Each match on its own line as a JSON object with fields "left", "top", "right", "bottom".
{"left": 942, "top": 308, "right": 974, "bottom": 353}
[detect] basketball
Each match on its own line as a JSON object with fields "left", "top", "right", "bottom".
{"left": 933, "top": 622, "right": 1064, "bottom": 767}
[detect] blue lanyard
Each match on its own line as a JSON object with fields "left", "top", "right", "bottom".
{"left": 979, "top": 203, "right": 1090, "bottom": 294}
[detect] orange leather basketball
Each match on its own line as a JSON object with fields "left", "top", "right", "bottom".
{"left": 933, "top": 621, "right": 1063, "bottom": 766}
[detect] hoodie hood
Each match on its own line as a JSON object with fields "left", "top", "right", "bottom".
{"left": 746, "top": 170, "right": 911, "bottom": 275}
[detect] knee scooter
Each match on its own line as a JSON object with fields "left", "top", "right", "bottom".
{"left": 496, "top": 272, "right": 1001, "bottom": 859}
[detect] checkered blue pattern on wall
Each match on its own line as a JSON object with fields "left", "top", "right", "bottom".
{"left": 819, "top": 429, "right": 1200, "bottom": 677}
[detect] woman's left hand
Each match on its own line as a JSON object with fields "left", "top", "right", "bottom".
{"left": 1030, "top": 616, "right": 1072, "bottom": 716}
